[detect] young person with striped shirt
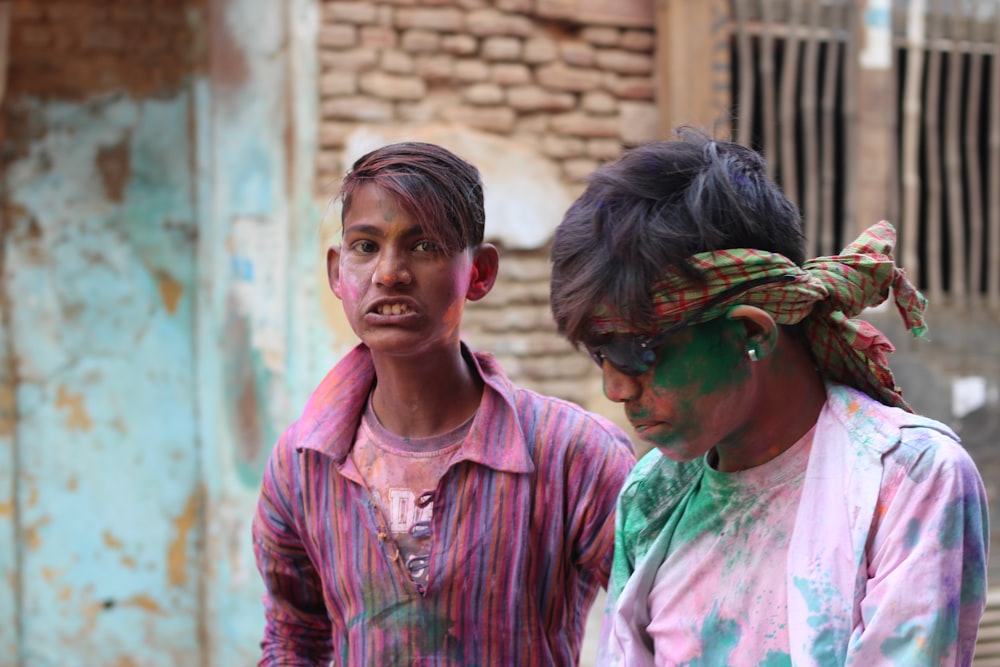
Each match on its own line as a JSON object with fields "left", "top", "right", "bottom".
{"left": 548, "top": 130, "right": 988, "bottom": 666}
{"left": 252, "top": 141, "right": 635, "bottom": 665}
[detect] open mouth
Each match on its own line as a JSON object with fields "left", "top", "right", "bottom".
{"left": 377, "top": 303, "right": 411, "bottom": 316}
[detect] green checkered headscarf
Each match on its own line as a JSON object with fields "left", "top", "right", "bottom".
{"left": 590, "top": 220, "right": 927, "bottom": 411}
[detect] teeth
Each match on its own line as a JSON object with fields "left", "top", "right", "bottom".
{"left": 378, "top": 303, "right": 410, "bottom": 315}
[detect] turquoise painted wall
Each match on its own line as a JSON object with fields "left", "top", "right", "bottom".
{"left": 0, "top": 0, "right": 327, "bottom": 664}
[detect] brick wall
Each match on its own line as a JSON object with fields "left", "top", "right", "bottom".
{"left": 317, "top": 0, "right": 659, "bottom": 418}
{"left": 6, "top": 0, "right": 200, "bottom": 100}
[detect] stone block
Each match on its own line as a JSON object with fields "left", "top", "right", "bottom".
{"left": 595, "top": 48, "right": 653, "bottom": 75}
{"left": 481, "top": 36, "right": 523, "bottom": 62}
{"left": 581, "top": 90, "right": 618, "bottom": 114}
{"left": 319, "top": 47, "right": 378, "bottom": 72}
{"left": 619, "top": 101, "right": 662, "bottom": 145}
{"left": 400, "top": 29, "right": 441, "bottom": 53}
{"left": 319, "top": 24, "right": 357, "bottom": 49}
{"left": 395, "top": 7, "right": 465, "bottom": 32}
{"left": 321, "top": 96, "right": 394, "bottom": 122}
{"left": 466, "top": 9, "right": 534, "bottom": 37}
{"left": 442, "top": 34, "right": 478, "bottom": 56}
{"left": 536, "top": 62, "right": 602, "bottom": 92}
{"left": 621, "top": 29, "right": 655, "bottom": 52}
{"left": 380, "top": 50, "right": 414, "bottom": 74}
{"left": 359, "top": 71, "right": 427, "bottom": 100}
{"left": 463, "top": 83, "right": 505, "bottom": 106}
{"left": 561, "top": 41, "right": 596, "bottom": 68}
{"left": 507, "top": 85, "right": 576, "bottom": 112}
{"left": 580, "top": 26, "right": 620, "bottom": 47}
{"left": 523, "top": 37, "right": 558, "bottom": 65}
{"left": 454, "top": 59, "right": 491, "bottom": 83}
{"left": 324, "top": 2, "right": 379, "bottom": 25}
{"left": 551, "top": 112, "right": 620, "bottom": 138}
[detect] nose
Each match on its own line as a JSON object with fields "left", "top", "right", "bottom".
{"left": 602, "top": 363, "right": 641, "bottom": 403}
{"left": 373, "top": 248, "right": 411, "bottom": 286}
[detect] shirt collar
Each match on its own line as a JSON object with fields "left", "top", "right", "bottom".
{"left": 294, "top": 342, "right": 535, "bottom": 475}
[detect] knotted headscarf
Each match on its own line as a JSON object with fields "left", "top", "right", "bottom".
{"left": 590, "top": 220, "right": 927, "bottom": 411}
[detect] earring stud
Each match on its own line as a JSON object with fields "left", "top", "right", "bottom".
{"left": 747, "top": 348, "right": 758, "bottom": 362}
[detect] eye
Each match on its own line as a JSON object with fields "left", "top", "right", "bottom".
{"left": 350, "top": 239, "right": 377, "bottom": 254}
{"left": 413, "top": 240, "right": 440, "bottom": 253}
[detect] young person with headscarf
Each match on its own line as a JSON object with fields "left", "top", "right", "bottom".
{"left": 548, "top": 129, "right": 988, "bottom": 666}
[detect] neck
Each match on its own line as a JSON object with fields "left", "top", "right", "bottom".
{"left": 369, "top": 345, "right": 483, "bottom": 439}
{"left": 715, "top": 337, "right": 827, "bottom": 472}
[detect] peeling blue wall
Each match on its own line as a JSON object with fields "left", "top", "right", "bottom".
{"left": 0, "top": 0, "right": 324, "bottom": 664}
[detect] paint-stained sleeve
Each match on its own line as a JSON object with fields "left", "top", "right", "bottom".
{"left": 566, "top": 417, "right": 636, "bottom": 586}
{"left": 844, "top": 430, "right": 989, "bottom": 666}
{"left": 252, "top": 433, "right": 334, "bottom": 666}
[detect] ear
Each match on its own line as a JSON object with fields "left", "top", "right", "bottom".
{"left": 327, "top": 245, "right": 343, "bottom": 300}
{"left": 466, "top": 243, "right": 499, "bottom": 302}
{"left": 725, "top": 305, "right": 778, "bottom": 360}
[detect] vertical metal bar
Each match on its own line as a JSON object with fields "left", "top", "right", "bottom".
{"left": 760, "top": 0, "right": 779, "bottom": 172}
{"left": 842, "top": 0, "right": 860, "bottom": 238}
{"left": 800, "top": 0, "right": 823, "bottom": 253}
{"left": 924, "top": 0, "right": 945, "bottom": 302}
{"left": 821, "top": 1, "right": 847, "bottom": 255}
{"left": 733, "top": 0, "right": 756, "bottom": 147}
{"left": 964, "top": 0, "right": 985, "bottom": 301}
{"left": 944, "top": 0, "right": 968, "bottom": 300}
{"left": 778, "top": 0, "right": 802, "bottom": 204}
{"left": 901, "top": 0, "right": 927, "bottom": 278}
{"left": 989, "top": 1, "right": 1000, "bottom": 308}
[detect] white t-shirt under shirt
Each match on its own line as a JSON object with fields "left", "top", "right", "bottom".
{"left": 351, "top": 399, "right": 474, "bottom": 594}
{"left": 646, "top": 426, "right": 815, "bottom": 666}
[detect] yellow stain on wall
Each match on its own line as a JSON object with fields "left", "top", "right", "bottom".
{"left": 124, "top": 593, "right": 165, "bottom": 614}
{"left": 0, "top": 500, "right": 11, "bottom": 518}
{"left": 167, "top": 491, "right": 198, "bottom": 587}
{"left": 24, "top": 515, "right": 52, "bottom": 550}
{"left": 103, "top": 530, "right": 124, "bottom": 550}
{"left": 56, "top": 386, "right": 94, "bottom": 431}
{"left": 157, "top": 272, "right": 184, "bottom": 314}
{"left": 0, "top": 384, "right": 14, "bottom": 437}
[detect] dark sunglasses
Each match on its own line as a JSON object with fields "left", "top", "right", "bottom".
{"left": 585, "top": 274, "right": 797, "bottom": 377}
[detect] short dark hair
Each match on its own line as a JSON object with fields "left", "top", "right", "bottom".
{"left": 339, "top": 141, "right": 486, "bottom": 254}
{"left": 549, "top": 128, "right": 806, "bottom": 343}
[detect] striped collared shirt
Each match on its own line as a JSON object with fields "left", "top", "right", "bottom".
{"left": 253, "top": 343, "right": 635, "bottom": 666}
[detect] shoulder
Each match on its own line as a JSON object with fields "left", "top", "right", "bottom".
{"left": 825, "top": 383, "right": 980, "bottom": 485}
{"left": 472, "top": 348, "right": 636, "bottom": 463}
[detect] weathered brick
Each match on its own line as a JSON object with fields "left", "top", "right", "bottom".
{"left": 359, "top": 71, "right": 426, "bottom": 100}
{"left": 84, "top": 25, "right": 125, "bottom": 52}
{"left": 620, "top": 101, "right": 662, "bottom": 145}
{"left": 395, "top": 7, "right": 464, "bottom": 32}
{"left": 523, "top": 37, "right": 558, "bottom": 65}
{"left": 466, "top": 9, "right": 534, "bottom": 37}
{"left": 321, "top": 95, "right": 394, "bottom": 122}
{"left": 319, "top": 47, "right": 378, "bottom": 71}
{"left": 454, "top": 59, "right": 491, "bottom": 83}
{"left": 442, "top": 34, "right": 478, "bottom": 56}
{"left": 580, "top": 26, "right": 620, "bottom": 47}
{"left": 359, "top": 26, "right": 398, "bottom": 49}
{"left": 319, "top": 70, "right": 357, "bottom": 96}
{"left": 46, "top": 2, "right": 104, "bottom": 21}
{"left": 463, "top": 83, "right": 504, "bottom": 105}
{"left": 10, "top": 1, "right": 44, "bottom": 21}
{"left": 500, "top": 254, "right": 559, "bottom": 281}
{"left": 551, "top": 112, "right": 620, "bottom": 138}
{"left": 507, "top": 85, "right": 575, "bottom": 112}
{"left": 109, "top": 4, "right": 150, "bottom": 22}
{"left": 560, "top": 41, "right": 595, "bottom": 68}
{"left": 319, "top": 24, "right": 358, "bottom": 49}
{"left": 15, "top": 26, "right": 53, "bottom": 49}
{"left": 595, "top": 48, "right": 653, "bottom": 75}
{"left": 319, "top": 122, "right": 357, "bottom": 149}
{"left": 515, "top": 114, "right": 549, "bottom": 135}
{"left": 492, "top": 63, "right": 531, "bottom": 86}
{"left": 605, "top": 74, "right": 655, "bottom": 100}
{"left": 400, "top": 29, "right": 440, "bottom": 53}
{"left": 441, "top": 105, "right": 517, "bottom": 134}
{"left": 380, "top": 50, "right": 414, "bottom": 74}
{"left": 536, "top": 63, "right": 602, "bottom": 92}
{"left": 581, "top": 90, "right": 618, "bottom": 114}
{"left": 414, "top": 54, "right": 454, "bottom": 81}
{"left": 324, "top": 2, "right": 379, "bottom": 25}
{"left": 496, "top": 0, "right": 533, "bottom": 13}
{"left": 541, "top": 135, "right": 586, "bottom": 159}
{"left": 621, "top": 29, "right": 655, "bottom": 52}
{"left": 562, "top": 157, "right": 600, "bottom": 183}
{"left": 481, "top": 36, "right": 522, "bottom": 62}
{"left": 587, "top": 138, "right": 625, "bottom": 161}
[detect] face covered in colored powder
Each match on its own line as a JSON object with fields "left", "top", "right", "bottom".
{"left": 328, "top": 183, "right": 481, "bottom": 357}
{"left": 599, "top": 316, "right": 757, "bottom": 465}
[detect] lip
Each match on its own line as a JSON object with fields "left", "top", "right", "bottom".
{"left": 366, "top": 297, "right": 420, "bottom": 321}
